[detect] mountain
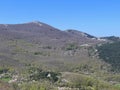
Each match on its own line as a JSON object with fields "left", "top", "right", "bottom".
{"left": 0, "top": 21, "right": 101, "bottom": 47}
{"left": 100, "top": 36, "right": 120, "bottom": 42}
{"left": 0, "top": 21, "right": 107, "bottom": 72}
{"left": 0, "top": 21, "right": 120, "bottom": 90}
{"left": 0, "top": 21, "right": 107, "bottom": 68}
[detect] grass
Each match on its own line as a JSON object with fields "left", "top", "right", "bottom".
{"left": 115, "top": 84, "right": 120, "bottom": 88}
{"left": 0, "top": 38, "right": 120, "bottom": 90}
{"left": 0, "top": 77, "right": 11, "bottom": 82}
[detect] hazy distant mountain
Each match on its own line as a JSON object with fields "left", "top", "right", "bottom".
{"left": 100, "top": 36, "right": 120, "bottom": 42}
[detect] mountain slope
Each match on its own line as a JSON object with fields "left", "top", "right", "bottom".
{"left": 97, "top": 41, "right": 120, "bottom": 72}
{"left": 0, "top": 21, "right": 105, "bottom": 70}
{"left": 0, "top": 21, "right": 120, "bottom": 90}
{"left": 0, "top": 21, "right": 101, "bottom": 47}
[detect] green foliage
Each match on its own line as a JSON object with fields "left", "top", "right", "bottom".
{"left": 34, "top": 52, "right": 44, "bottom": 55}
{"left": 0, "top": 67, "right": 9, "bottom": 74}
{"left": 0, "top": 67, "right": 12, "bottom": 82}
{"left": 60, "top": 73, "right": 120, "bottom": 90}
{"left": 115, "top": 84, "right": 120, "bottom": 89}
{"left": 65, "top": 43, "right": 78, "bottom": 51}
{"left": 69, "top": 75, "right": 97, "bottom": 88}
{"left": 28, "top": 66, "right": 60, "bottom": 82}
{"left": 20, "top": 82, "right": 57, "bottom": 90}
{"left": 97, "top": 41, "right": 120, "bottom": 72}
{"left": 34, "top": 52, "right": 50, "bottom": 56}
{"left": 0, "top": 76, "right": 11, "bottom": 82}
{"left": 12, "top": 83, "right": 19, "bottom": 90}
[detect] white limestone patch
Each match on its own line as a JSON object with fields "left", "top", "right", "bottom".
{"left": 32, "top": 21, "right": 42, "bottom": 26}
{"left": 97, "top": 38, "right": 107, "bottom": 41}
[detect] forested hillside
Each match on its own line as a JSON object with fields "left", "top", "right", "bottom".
{"left": 97, "top": 41, "right": 120, "bottom": 72}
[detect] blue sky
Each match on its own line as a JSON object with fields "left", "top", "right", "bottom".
{"left": 0, "top": 0, "right": 120, "bottom": 37}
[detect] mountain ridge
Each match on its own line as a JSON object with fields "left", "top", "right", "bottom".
{"left": 0, "top": 21, "right": 102, "bottom": 47}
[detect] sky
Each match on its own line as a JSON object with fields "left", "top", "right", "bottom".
{"left": 0, "top": 0, "right": 120, "bottom": 37}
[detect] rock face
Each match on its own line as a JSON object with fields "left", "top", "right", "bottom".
{"left": 0, "top": 21, "right": 101, "bottom": 47}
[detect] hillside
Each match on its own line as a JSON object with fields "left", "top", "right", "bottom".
{"left": 0, "top": 21, "right": 101, "bottom": 47}
{"left": 97, "top": 41, "right": 120, "bottom": 72}
{"left": 0, "top": 21, "right": 120, "bottom": 90}
{"left": 0, "top": 21, "right": 103, "bottom": 68}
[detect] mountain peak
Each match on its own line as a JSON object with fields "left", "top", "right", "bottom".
{"left": 28, "top": 21, "right": 43, "bottom": 26}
